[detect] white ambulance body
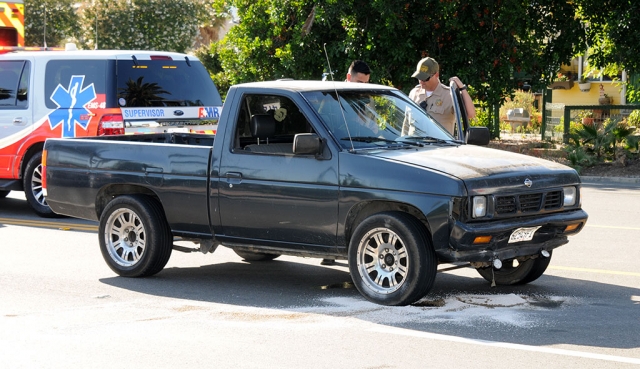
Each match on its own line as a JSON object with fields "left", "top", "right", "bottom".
{"left": 0, "top": 46, "right": 222, "bottom": 216}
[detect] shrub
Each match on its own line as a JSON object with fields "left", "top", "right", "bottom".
{"left": 499, "top": 90, "right": 541, "bottom": 133}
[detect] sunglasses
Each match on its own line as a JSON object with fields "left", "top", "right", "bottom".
{"left": 419, "top": 74, "right": 435, "bottom": 82}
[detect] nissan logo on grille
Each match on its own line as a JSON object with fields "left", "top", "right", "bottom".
{"left": 173, "top": 110, "right": 184, "bottom": 116}
{"left": 524, "top": 178, "right": 533, "bottom": 187}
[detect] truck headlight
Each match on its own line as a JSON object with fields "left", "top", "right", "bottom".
{"left": 563, "top": 186, "right": 576, "bottom": 206}
{"left": 472, "top": 196, "right": 487, "bottom": 218}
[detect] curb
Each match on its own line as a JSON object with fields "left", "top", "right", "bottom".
{"left": 580, "top": 176, "right": 640, "bottom": 185}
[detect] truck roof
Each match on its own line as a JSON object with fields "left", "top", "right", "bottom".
{"left": 234, "top": 80, "right": 397, "bottom": 92}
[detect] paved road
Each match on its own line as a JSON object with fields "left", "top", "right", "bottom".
{"left": 1, "top": 185, "right": 639, "bottom": 368}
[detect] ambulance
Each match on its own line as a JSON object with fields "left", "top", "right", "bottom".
{"left": 0, "top": 0, "right": 23, "bottom": 47}
{"left": 0, "top": 44, "right": 222, "bottom": 216}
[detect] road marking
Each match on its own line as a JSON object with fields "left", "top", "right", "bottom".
{"left": 370, "top": 325, "right": 640, "bottom": 365}
{"left": 586, "top": 224, "right": 640, "bottom": 231}
{"left": 0, "top": 217, "right": 98, "bottom": 232}
{"left": 549, "top": 265, "right": 640, "bottom": 277}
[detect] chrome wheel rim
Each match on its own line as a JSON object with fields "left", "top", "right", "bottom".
{"left": 356, "top": 227, "right": 408, "bottom": 294}
{"left": 104, "top": 208, "right": 146, "bottom": 267}
{"left": 31, "top": 163, "right": 47, "bottom": 206}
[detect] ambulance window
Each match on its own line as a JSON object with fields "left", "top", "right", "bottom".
{"left": 0, "top": 60, "right": 25, "bottom": 107}
{"left": 16, "top": 62, "right": 30, "bottom": 108}
{"left": 116, "top": 58, "right": 222, "bottom": 108}
{"left": 45, "top": 60, "right": 107, "bottom": 109}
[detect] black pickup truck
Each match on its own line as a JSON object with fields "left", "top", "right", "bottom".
{"left": 42, "top": 80, "right": 588, "bottom": 306}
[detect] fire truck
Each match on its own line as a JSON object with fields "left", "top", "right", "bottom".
{"left": 0, "top": 0, "right": 23, "bottom": 47}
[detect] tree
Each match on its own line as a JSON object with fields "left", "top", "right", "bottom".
{"left": 576, "top": 1, "right": 640, "bottom": 103}
{"left": 77, "top": 0, "right": 218, "bottom": 53}
{"left": 24, "top": 0, "right": 80, "bottom": 47}
{"left": 210, "top": 0, "right": 584, "bottom": 110}
{"left": 577, "top": 0, "right": 640, "bottom": 74}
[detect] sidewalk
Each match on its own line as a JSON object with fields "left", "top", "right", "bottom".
{"left": 580, "top": 176, "right": 640, "bottom": 185}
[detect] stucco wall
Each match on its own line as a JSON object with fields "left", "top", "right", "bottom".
{"left": 551, "top": 81, "right": 623, "bottom": 105}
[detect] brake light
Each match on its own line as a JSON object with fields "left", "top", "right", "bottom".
{"left": 150, "top": 55, "right": 172, "bottom": 60}
{"left": 98, "top": 114, "right": 125, "bottom": 135}
{"left": 41, "top": 149, "right": 48, "bottom": 195}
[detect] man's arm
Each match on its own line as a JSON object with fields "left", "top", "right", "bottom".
{"left": 450, "top": 77, "right": 476, "bottom": 121}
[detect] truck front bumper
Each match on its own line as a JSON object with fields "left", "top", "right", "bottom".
{"left": 439, "top": 209, "right": 588, "bottom": 263}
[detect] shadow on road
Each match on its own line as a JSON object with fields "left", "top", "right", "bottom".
{"left": 99, "top": 256, "right": 640, "bottom": 351}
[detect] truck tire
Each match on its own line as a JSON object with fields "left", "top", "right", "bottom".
{"left": 23, "top": 152, "right": 56, "bottom": 217}
{"left": 233, "top": 249, "right": 281, "bottom": 261}
{"left": 99, "top": 195, "right": 172, "bottom": 277}
{"left": 348, "top": 212, "right": 437, "bottom": 306}
{"left": 476, "top": 252, "right": 552, "bottom": 285}
{"left": 0, "top": 190, "right": 9, "bottom": 199}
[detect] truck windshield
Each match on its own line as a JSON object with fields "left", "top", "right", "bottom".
{"left": 302, "top": 90, "right": 454, "bottom": 150}
{"left": 116, "top": 59, "right": 222, "bottom": 108}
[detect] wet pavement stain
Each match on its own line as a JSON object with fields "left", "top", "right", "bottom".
{"left": 412, "top": 298, "right": 446, "bottom": 307}
{"left": 528, "top": 296, "right": 565, "bottom": 308}
{"left": 320, "top": 282, "right": 355, "bottom": 290}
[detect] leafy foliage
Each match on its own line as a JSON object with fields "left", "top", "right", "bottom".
{"left": 565, "top": 118, "right": 637, "bottom": 169}
{"left": 499, "top": 90, "right": 541, "bottom": 133}
{"left": 24, "top": 0, "right": 80, "bottom": 47}
{"left": 577, "top": 0, "right": 640, "bottom": 74}
{"left": 210, "top": 0, "right": 584, "bottom": 109}
{"left": 75, "top": 0, "right": 218, "bottom": 52}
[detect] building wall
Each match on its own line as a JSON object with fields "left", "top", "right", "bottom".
{"left": 552, "top": 81, "right": 623, "bottom": 105}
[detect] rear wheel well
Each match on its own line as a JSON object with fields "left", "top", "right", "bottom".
{"left": 344, "top": 201, "right": 431, "bottom": 247}
{"left": 20, "top": 143, "right": 44, "bottom": 180}
{"left": 95, "top": 184, "right": 162, "bottom": 220}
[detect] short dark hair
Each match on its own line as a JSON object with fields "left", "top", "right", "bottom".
{"left": 349, "top": 60, "right": 371, "bottom": 75}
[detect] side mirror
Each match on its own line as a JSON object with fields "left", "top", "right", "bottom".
{"left": 466, "top": 127, "right": 490, "bottom": 146}
{"left": 293, "top": 133, "right": 322, "bottom": 155}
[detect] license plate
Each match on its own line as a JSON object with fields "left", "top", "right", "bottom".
{"left": 508, "top": 226, "right": 541, "bottom": 243}
{"left": 166, "top": 127, "right": 189, "bottom": 133}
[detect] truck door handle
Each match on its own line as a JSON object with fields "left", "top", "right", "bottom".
{"left": 144, "top": 167, "right": 163, "bottom": 174}
{"left": 13, "top": 117, "right": 24, "bottom": 124}
{"left": 225, "top": 172, "right": 242, "bottom": 187}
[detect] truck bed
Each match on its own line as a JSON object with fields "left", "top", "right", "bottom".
{"left": 44, "top": 133, "right": 215, "bottom": 236}
{"left": 91, "top": 132, "right": 215, "bottom": 147}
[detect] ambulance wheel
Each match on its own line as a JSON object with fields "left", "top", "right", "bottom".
{"left": 23, "top": 152, "right": 57, "bottom": 218}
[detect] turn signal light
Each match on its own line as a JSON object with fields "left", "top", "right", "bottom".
{"left": 564, "top": 223, "right": 581, "bottom": 233}
{"left": 473, "top": 235, "right": 493, "bottom": 244}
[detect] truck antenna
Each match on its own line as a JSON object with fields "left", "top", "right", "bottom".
{"left": 322, "top": 43, "right": 354, "bottom": 152}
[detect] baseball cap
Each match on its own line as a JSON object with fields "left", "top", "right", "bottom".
{"left": 411, "top": 57, "right": 439, "bottom": 80}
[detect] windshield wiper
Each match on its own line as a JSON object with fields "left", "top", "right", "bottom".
{"left": 341, "top": 136, "right": 423, "bottom": 147}
{"left": 400, "top": 136, "right": 457, "bottom": 145}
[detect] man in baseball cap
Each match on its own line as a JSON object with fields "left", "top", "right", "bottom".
{"left": 408, "top": 57, "right": 475, "bottom": 135}
{"left": 411, "top": 57, "right": 439, "bottom": 80}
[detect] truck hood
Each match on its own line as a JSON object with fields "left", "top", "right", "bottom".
{"left": 372, "top": 144, "right": 580, "bottom": 195}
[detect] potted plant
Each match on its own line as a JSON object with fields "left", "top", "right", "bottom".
{"left": 549, "top": 72, "right": 574, "bottom": 90}
{"left": 578, "top": 71, "right": 592, "bottom": 92}
{"left": 599, "top": 93, "right": 612, "bottom": 105}
{"left": 580, "top": 111, "right": 594, "bottom": 125}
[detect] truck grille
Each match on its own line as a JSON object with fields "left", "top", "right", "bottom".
{"left": 495, "top": 190, "right": 562, "bottom": 215}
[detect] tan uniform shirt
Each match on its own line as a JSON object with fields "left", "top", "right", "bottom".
{"left": 408, "top": 82, "right": 455, "bottom": 135}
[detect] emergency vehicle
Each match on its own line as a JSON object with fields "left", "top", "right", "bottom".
{"left": 0, "top": 0, "right": 23, "bottom": 47}
{"left": 0, "top": 44, "right": 222, "bottom": 216}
